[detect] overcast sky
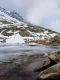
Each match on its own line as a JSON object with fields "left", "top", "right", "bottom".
{"left": 0, "top": 0, "right": 60, "bottom": 32}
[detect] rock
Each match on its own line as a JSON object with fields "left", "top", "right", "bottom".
{"left": 48, "top": 35, "right": 60, "bottom": 46}
{"left": 21, "top": 56, "right": 51, "bottom": 72}
{"left": 38, "top": 63, "right": 60, "bottom": 80}
{"left": 48, "top": 51, "right": 60, "bottom": 63}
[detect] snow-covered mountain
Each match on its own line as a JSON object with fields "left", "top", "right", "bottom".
{"left": 0, "top": 7, "right": 24, "bottom": 22}
{"left": 0, "top": 7, "right": 58, "bottom": 44}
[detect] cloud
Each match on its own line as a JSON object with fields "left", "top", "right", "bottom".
{"left": 0, "top": 0, "right": 60, "bottom": 32}
{"left": 49, "top": 19, "right": 60, "bottom": 32}
{"left": 26, "top": 0, "right": 60, "bottom": 32}
{"left": 26, "top": 0, "right": 58, "bottom": 25}
{"left": 0, "top": 0, "right": 34, "bottom": 17}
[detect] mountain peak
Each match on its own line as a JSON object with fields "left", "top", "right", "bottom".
{"left": 9, "top": 11, "right": 24, "bottom": 21}
{"left": 0, "top": 6, "right": 24, "bottom": 22}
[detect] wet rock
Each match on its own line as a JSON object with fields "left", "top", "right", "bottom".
{"left": 48, "top": 51, "right": 60, "bottom": 63}
{"left": 38, "top": 63, "right": 60, "bottom": 80}
{"left": 21, "top": 56, "right": 51, "bottom": 72}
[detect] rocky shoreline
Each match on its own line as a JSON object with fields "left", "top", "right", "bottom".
{"left": 0, "top": 52, "right": 60, "bottom": 80}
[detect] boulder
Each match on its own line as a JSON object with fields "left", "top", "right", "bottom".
{"left": 48, "top": 51, "right": 60, "bottom": 63}
{"left": 38, "top": 63, "right": 60, "bottom": 80}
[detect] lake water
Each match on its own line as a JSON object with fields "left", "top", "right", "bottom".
{"left": 0, "top": 43, "right": 60, "bottom": 62}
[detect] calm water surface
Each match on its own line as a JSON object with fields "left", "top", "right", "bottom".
{"left": 0, "top": 43, "right": 60, "bottom": 61}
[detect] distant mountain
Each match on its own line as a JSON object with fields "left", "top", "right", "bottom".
{"left": 8, "top": 11, "right": 24, "bottom": 22}
{"left": 0, "top": 6, "right": 58, "bottom": 45}
{"left": 0, "top": 6, "right": 24, "bottom": 22}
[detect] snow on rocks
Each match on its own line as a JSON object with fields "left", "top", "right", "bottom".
{"left": 6, "top": 33, "right": 25, "bottom": 44}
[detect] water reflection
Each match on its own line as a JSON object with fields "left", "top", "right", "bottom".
{"left": 0, "top": 43, "right": 60, "bottom": 61}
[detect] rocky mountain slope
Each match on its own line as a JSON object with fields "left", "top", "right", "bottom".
{"left": 0, "top": 7, "right": 24, "bottom": 22}
{"left": 0, "top": 7, "right": 58, "bottom": 44}
{"left": 48, "top": 34, "right": 60, "bottom": 46}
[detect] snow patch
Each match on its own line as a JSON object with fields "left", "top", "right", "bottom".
{"left": 6, "top": 33, "right": 25, "bottom": 44}
{"left": 0, "top": 11, "right": 22, "bottom": 23}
